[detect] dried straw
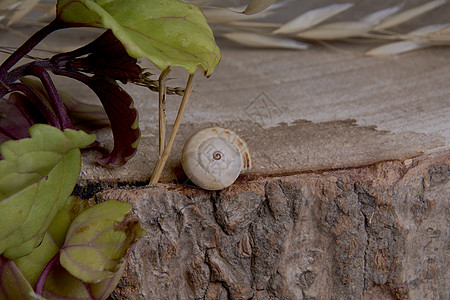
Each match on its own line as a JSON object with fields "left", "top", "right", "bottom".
{"left": 0, "top": 0, "right": 44, "bottom": 26}
{"left": 201, "top": 0, "right": 450, "bottom": 55}
{"left": 6, "top": 1, "right": 448, "bottom": 55}
{"left": 242, "top": 0, "right": 277, "bottom": 15}
{"left": 367, "top": 23, "right": 450, "bottom": 55}
{"left": 374, "top": 0, "right": 446, "bottom": 30}
{"left": 273, "top": 3, "right": 354, "bottom": 34}
{"left": 223, "top": 32, "right": 309, "bottom": 49}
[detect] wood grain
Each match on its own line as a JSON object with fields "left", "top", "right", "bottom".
{"left": 0, "top": 1, "right": 448, "bottom": 185}
{"left": 76, "top": 43, "right": 449, "bottom": 184}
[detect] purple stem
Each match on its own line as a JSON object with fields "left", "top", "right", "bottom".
{"left": 51, "top": 68, "right": 92, "bottom": 85}
{"left": 24, "top": 64, "right": 74, "bottom": 129}
{"left": 0, "top": 81, "right": 9, "bottom": 99}
{"left": 2, "top": 63, "right": 30, "bottom": 87}
{"left": 0, "top": 20, "right": 65, "bottom": 78}
{"left": 9, "top": 82, "right": 60, "bottom": 128}
{"left": 35, "top": 251, "right": 60, "bottom": 295}
{"left": 3, "top": 60, "right": 53, "bottom": 87}
{"left": 50, "top": 34, "right": 99, "bottom": 64}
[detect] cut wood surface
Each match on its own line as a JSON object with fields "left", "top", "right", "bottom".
{"left": 1, "top": 1, "right": 449, "bottom": 186}
{"left": 76, "top": 42, "right": 449, "bottom": 185}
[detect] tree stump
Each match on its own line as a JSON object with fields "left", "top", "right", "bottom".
{"left": 94, "top": 152, "right": 448, "bottom": 300}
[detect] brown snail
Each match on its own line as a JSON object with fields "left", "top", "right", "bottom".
{"left": 181, "top": 127, "right": 252, "bottom": 190}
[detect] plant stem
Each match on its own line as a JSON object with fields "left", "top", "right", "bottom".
{"left": 50, "top": 68, "right": 92, "bottom": 84}
{"left": 0, "top": 20, "right": 64, "bottom": 78}
{"left": 149, "top": 73, "right": 195, "bottom": 184}
{"left": 158, "top": 67, "right": 170, "bottom": 156}
{"left": 25, "top": 64, "right": 74, "bottom": 129}
{"left": 10, "top": 82, "right": 60, "bottom": 128}
{"left": 35, "top": 251, "right": 60, "bottom": 295}
{"left": 0, "top": 79, "right": 10, "bottom": 99}
{"left": 51, "top": 30, "right": 115, "bottom": 64}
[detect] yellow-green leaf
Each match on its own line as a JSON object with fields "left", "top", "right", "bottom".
{"left": 47, "top": 196, "right": 92, "bottom": 248}
{"left": 60, "top": 200, "right": 146, "bottom": 283}
{"left": 14, "top": 232, "right": 60, "bottom": 287}
{"left": 56, "top": 0, "right": 221, "bottom": 76}
{"left": 0, "top": 124, "right": 96, "bottom": 259}
{"left": 42, "top": 257, "right": 127, "bottom": 300}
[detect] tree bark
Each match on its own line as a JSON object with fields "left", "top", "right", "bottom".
{"left": 95, "top": 151, "right": 449, "bottom": 300}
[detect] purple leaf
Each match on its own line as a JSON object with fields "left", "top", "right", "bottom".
{"left": 0, "top": 93, "right": 46, "bottom": 144}
{"left": 81, "top": 30, "right": 143, "bottom": 84}
{"left": 21, "top": 77, "right": 110, "bottom": 132}
{"left": 57, "top": 89, "right": 111, "bottom": 132}
{"left": 47, "top": 31, "right": 143, "bottom": 166}
{"left": 86, "top": 77, "right": 140, "bottom": 166}
{"left": 0, "top": 256, "right": 36, "bottom": 300}
{"left": 51, "top": 30, "right": 143, "bottom": 84}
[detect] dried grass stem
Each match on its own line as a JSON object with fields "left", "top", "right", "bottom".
{"left": 149, "top": 73, "right": 195, "bottom": 184}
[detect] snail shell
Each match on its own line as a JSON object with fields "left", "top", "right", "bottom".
{"left": 181, "top": 127, "right": 252, "bottom": 190}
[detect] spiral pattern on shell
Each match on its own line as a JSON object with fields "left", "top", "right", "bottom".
{"left": 181, "top": 127, "right": 252, "bottom": 190}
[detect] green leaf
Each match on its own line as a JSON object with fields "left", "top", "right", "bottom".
{"left": 41, "top": 200, "right": 134, "bottom": 299}
{"left": 14, "top": 232, "right": 59, "bottom": 287}
{"left": 42, "top": 256, "right": 126, "bottom": 300}
{"left": 60, "top": 200, "right": 146, "bottom": 283}
{"left": 43, "top": 261, "right": 92, "bottom": 299}
{"left": 47, "top": 196, "right": 92, "bottom": 248}
{"left": 0, "top": 256, "right": 36, "bottom": 300}
{"left": 56, "top": 0, "right": 221, "bottom": 76}
{"left": 0, "top": 124, "right": 96, "bottom": 259}
{"left": 88, "top": 261, "right": 126, "bottom": 299}
{"left": 14, "top": 197, "right": 90, "bottom": 288}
